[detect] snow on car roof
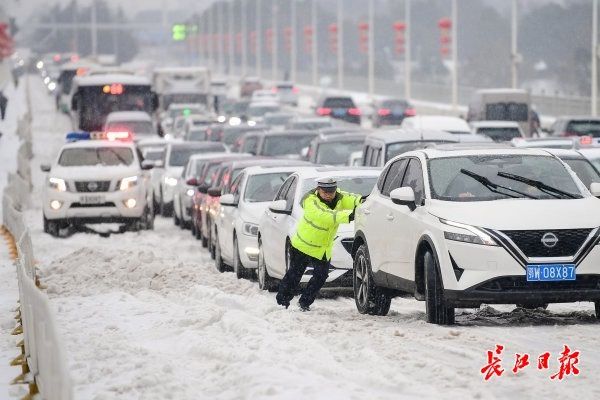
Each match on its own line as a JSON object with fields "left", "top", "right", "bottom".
{"left": 105, "top": 111, "right": 152, "bottom": 122}
{"left": 416, "top": 147, "right": 557, "bottom": 159}
{"left": 243, "top": 165, "right": 316, "bottom": 176}
{"left": 402, "top": 115, "right": 470, "bottom": 132}
{"left": 543, "top": 148, "right": 587, "bottom": 159}
{"left": 61, "top": 139, "right": 136, "bottom": 150}
{"left": 294, "top": 167, "right": 382, "bottom": 180}
{"left": 74, "top": 73, "right": 151, "bottom": 86}
{"left": 367, "top": 129, "right": 458, "bottom": 144}
{"left": 470, "top": 121, "right": 521, "bottom": 128}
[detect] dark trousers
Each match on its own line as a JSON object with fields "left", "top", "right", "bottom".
{"left": 276, "top": 245, "right": 330, "bottom": 308}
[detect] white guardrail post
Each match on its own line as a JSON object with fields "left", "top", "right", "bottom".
{"left": 3, "top": 80, "right": 73, "bottom": 399}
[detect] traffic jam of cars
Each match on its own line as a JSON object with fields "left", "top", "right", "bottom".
{"left": 36, "top": 54, "right": 600, "bottom": 326}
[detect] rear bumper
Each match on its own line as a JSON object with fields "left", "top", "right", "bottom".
{"left": 444, "top": 274, "right": 600, "bottom": 307}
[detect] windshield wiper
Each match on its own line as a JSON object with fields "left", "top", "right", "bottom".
{"left": 497, "top": 171, "right": 579, "bottom": 199}
{"left": 460, "top": 169, "right": 536, "bottom": 199}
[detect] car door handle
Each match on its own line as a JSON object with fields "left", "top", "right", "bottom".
{"left": 386, "top": 213, "right": 394, "bottom": 221}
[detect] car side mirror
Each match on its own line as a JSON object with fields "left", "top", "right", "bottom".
{"left": 141, "top": 160, "right": 154, "bottom": 170}
{"left": 186, "top": 177, "right": 199, "bottom": 186}
{"left": 390, "top": 187, "right": 416, "bottom": 211}
{"left": 207, "top": 187, "right": 222, "bottom": 197}
{"left": 220, "top": 193, "right": 237, "bottom": 206}
{"left": 590, "top": 182, "right": 600, "bottom": 197}
{"left": 198, "top": 184, "right": 210, "bottom": 194}
{"left": 300, "top": 147, "right": 309, "bottom": 159}
{"left": 268, "top": 199, "right": 291, "bottom": 215}
{"left": 40, "top": 163, "right": 51, "bottom": 172}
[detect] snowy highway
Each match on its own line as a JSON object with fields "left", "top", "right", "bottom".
{"left": 9, "top": 76, "right": 598, "bottom": 400}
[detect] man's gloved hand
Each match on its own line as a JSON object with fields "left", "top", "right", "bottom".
{"left": 349, "top": 207, "right": 356, "bottom": 222}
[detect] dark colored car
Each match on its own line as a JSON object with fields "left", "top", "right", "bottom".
{"left": 316, "top": 96, "right": 361, "bottom": 125}
{"left": 549, "top": 117, "right": 600, "bottom": 137}
{"left": 372, "top": 98, "right": 415, "bottom": 127}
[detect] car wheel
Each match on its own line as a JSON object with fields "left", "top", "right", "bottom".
{"left": 44, "top": 216, "right": 61, "bottom": 237}
{"left": 424, "top": 250, "right": 455, "bottom": 325}
{"left": 142, "top": 206, "right": 154, "bottom": 230}
{"left": 595, "top": 301, "right": 600, "bottom": 319}
{"left": 233, "top": 235, "right": 249, "bottom": 280}
{"left": 214, "top": 232, "right": 228, "bottom": 273}
{"left": 353, "top": 244, "right": 391, "bottom": 316}
{"left": 258, "top": 238, "right": 276, "bottom": 291}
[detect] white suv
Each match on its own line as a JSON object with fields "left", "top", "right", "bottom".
{"left": 41, "top": 137, "right": 154, "bottom": 236}
{"left": 353, "top": 148, "right": 600, "bottom": 325}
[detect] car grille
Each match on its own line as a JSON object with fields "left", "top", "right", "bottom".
{"left": 501, "top": 229, "right": 592, "bottom": 258}
{"left": 74, "top": 181, "right": 111, "bottom": 193}
{"left": 70, "top": 202, "right": 116, "bottom": 208}
{"left": 476, "top": 275, "right": 600, "bottom": 292}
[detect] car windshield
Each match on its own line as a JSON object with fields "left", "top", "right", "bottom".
{"left": 248, "top": 105, "right": 280, "bottom": 117}
{"left": 429, "top": 154, "right": 584, "bottom": 202}
{"left": 142, "top": 148, "right": 164, "bottom": 161}
{"left": 262, "top": 135, "right": 316, "bottom": 156}
{"left": 316, "top": 141, "right": 365, "bottom": 165}
{"left": 106, "top": 121, "right": 153, "bottom": 134}
{"left": 168, "top": 106, "right": 203, "bottom": 120}
{"left": 265, "top": 115, "right": 293, "bottom": 126}
{"left": 301, "top": 176, "right": 377, "bottom": 197}
{"left": 244, "top": 172, "right": 293, "bottom": 202}
{"left": 381, "top": 100, "right": 408, "bottom": 109}
{"left": 566, "top": 120, "right": 600, "bottom": 137}
{"left": 477, "top": 127, "right": 522, "bottom": 142}
{"left": 169, "top": 147, "right": 213, "bottom": 166}
{"left": 291, "top": 120, "right": 332, "bottom": 130}
{"left": 58, "top": 147, "right": 134, "bottom": 166}
{"left": 223, "top": 128, "right": 255, "bottom": 145}
{"left": 187, "top": 128, "right": 208, "bottom": 141}
{"left": 323, "top": 97, "right": 355, "bottom": 108}
{"left": 386, "top": 141, "right": 453, "bottom": 162}
{"left": 561, "top": 158, "right": 600, "bottom": 188}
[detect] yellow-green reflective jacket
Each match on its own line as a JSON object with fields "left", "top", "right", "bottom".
{"left": 291, "top": 189, "right": 362, "bottom": 260}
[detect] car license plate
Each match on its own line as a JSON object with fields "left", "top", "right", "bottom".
{"left": 333, "top": 109, "right": 346, "bottom": 116}
{"left": 80, "top": 195, "right": 105, "bottom": 204}
{"left": 526, "top": 264, "right": 576, "bottom": 282}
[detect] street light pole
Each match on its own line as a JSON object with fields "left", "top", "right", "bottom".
{"left": 451, "top": 0, "right": 458, "bottom": 111}
{"left": 91, "top": 0, "right": 97, "bottom": 57}
{"left": 256, "top": 0, "right": 262, "bottom": 78}
{"left": 405, "top": 0, "right": 411, "bottom": 100}
{"left": 593, "top": 0, "right": 598, "bottom": 116}
{"left": 368, "top": 0, "right": 375, "bottom": 97}
{"left": 337, "top": 0, "right": 344, "bottom": 89}
{"left": 511, "top": 0, "right": 519, "bottom": 89}
{"left": 241, "top": 0, "right": 247, "bottom": 77}
{"left": 311, "top": 0, "right": 318, "bottom": 86}
{"left": 229, "top": 0, "right": 234, "bottom": 75}
{"left": 272, "top": 1, "right": 279, "bottom": 80}
{"left": 291, "top": 0, "right": 297, "bottom": 82}
{"left": 218, "top": 2, "right": 224, "bottom": 75}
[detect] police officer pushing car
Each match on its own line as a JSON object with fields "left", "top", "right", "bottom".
{"left": 276, "top": 177, "right": 363, "bottom": 311}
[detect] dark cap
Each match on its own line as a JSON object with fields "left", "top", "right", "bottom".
{"left": 316, "top": 177, "right": 337, "bottom": 193}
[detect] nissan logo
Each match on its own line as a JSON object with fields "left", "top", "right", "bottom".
{"left": 87, "top": 181, "right": 99, "bottom": 191}
{"left": 541, "top": 232, "right": 559, "bottom": 248}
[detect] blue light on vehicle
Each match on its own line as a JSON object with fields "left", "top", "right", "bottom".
{"left": 65, "top": 131, "right": 91, "bottom": 142}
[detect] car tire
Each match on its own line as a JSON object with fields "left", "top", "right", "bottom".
{"left": 595, "top": 301, "right": 600, "bottom": 319}
{"left": 43, "top": 216, "right": 60, "bottom": 237}
{"left": 233, "top": 235, "right": 249, "bottom": 280}
{"left": 141, "top": 206, "right": 154, "bottom": 230}
{"left": 424, "top": 250, "right": 455, "bottom": 325}
{"left": 353, "top": 243, "right": 391, "bottom": 316}
{"left": 214, "top": 232, "right": 228, "bottom": 273}
{"left": 258, "top": 238, "right": 276, "bottom": 291}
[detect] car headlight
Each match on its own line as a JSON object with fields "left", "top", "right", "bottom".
{"left": 440, "top": 218, "right": 497, "bottom": 246}
{"left": 186, "top": 189, "right": 195, "bottom": 196}
{"left": 48, "top": 177, "right": 67, "bottom": 192}
{"left": 119, "top": 176, "right": 138, "bottom": 191}
{"left": 164, "top": 176, "right": 178, "bottom": 186}
{"left": 217, "top": 115, "right": 227, "bottom": 123}
{"left": 229, "top": 116, "right": 241, "bottom": 126}
{"left": 247, "top": 120, "right": 257, "bottom": 126}
{"left": 242, "top": 222, "right": 259, "bottom": 236}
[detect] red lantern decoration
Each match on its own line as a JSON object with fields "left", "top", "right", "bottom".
{"left": 265, "top": 28, "right": 274, "bottom": 54}
{"left": 284, "top": 26, "right": 292, "bottom": 52}
{"left": 393, "top": 21, "right": 406, "bottom": 55}
{"left": 358, "top": 22, "right": 369, "bottom": 54}
{"left": 303, "top": 26, "right": 313, "bottom": 55}
{"left": 437, "top": 17, "right": 452, "bottom": 58}
{"left": 328, "top": 23, "right": 338, "bottom": 54}
{"left": 250, "top": 31, "right": 257, "bottom": 55}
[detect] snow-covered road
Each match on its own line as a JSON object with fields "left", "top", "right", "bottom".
{"left": 16, "top": 75, "right": 600, "bottom": 399}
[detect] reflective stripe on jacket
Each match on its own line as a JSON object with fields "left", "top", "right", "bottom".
{"left": 291, "top": 189, "right": 362, "bottom": 260}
